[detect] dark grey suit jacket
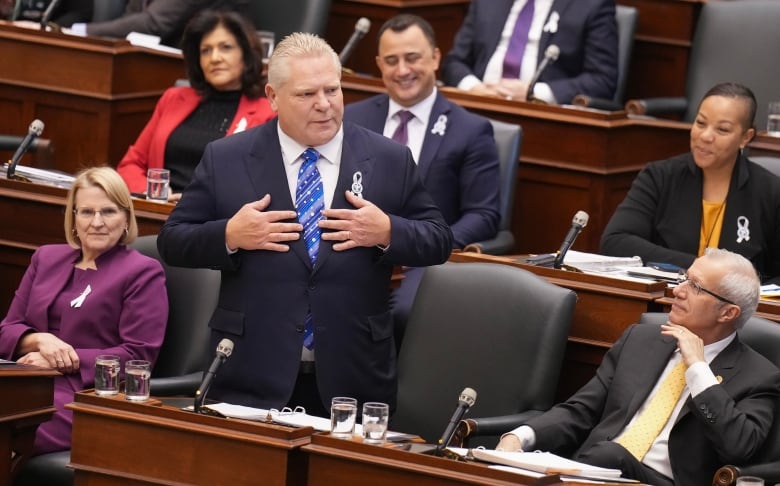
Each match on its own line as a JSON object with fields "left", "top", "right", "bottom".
{"left": 526, "top": 323, "right": 780, "bottom": 485}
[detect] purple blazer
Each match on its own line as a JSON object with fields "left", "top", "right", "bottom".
{"left": 0, "top": 244, "right": 168, "bottom": 454}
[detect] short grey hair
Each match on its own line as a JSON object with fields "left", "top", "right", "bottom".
{"left": 267, "top": 32, "right": 341, "bottom": 88}
{"left": 704, "top": 248, "right": 760, "bottom": 328}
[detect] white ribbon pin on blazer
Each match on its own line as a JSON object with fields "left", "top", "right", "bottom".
{"left": 232, "top": 117, "right": 248, "bottom": 134}
{"left": 351, "top": 171, "right": 363, "bottom": 198}
{"left": 543, "top": 11, "right": 559, "bottom": 34}
{"left": 736, "top": 216, "right": 750, "bottom": 243}
{"left": 431, "top": 114, "right": 447, "bottom": 136}
{"left": 70, "top": 284, "right": 92, "bottom": 308}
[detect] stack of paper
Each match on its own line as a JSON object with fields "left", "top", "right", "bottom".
{"left": 562, "top": 250, "right": 643, "bottom": 273}
{"left": 470, "top": 449, "right": 627, "bottom": 481}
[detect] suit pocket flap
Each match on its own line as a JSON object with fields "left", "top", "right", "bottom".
{"left": 368, "top": 310, "right": 393, "bottom": 342}
{"left": 208, "top": 307, "right": 245, "bottom": 336}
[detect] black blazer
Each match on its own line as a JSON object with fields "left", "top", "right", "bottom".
{"left": 600, "top": 153, "right": 780, "bottom": 284}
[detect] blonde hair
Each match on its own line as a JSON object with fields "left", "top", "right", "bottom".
{"left": 64, "top": 167, "right": 138, "bottom": 248}
{"left": 267, "top": 32, "right": 340, "bottom": 88}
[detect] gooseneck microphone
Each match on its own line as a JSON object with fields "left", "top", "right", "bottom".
{"left": 194, "top": 338, "right": 234, "bottom": 413}
{"left": 553, "top": 210, "right": 589, "bottom": 269}
{"left": 40, "top": 0, "right": 62, "bottom": 30}
{"left": 338, "top": 17, "right": 371, "bottom": 65}
{"left": 7, "top": 119, "right": 44, "bottom": 180}
{"left": 526, "top": 44, "right": 560, "bottom": 101}
{"left": 437, "top": 387, "right": 477, "bottom": 452}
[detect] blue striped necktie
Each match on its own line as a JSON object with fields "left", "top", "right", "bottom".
{"left": 295, "top": 148, "right": 323, "bottom": 349}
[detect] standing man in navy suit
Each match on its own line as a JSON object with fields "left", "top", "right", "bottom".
{"left": 344, "top": 14, "right": 500, "bottom": 347}
{"left": 442, "top": 0, "right": 618, "bottom": 104}
{"left": 158, "top": 32, "right": 452, "bottom": 416}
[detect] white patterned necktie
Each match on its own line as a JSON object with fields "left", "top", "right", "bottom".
{"left": 295, "top": 148, "right": 323, "bottom": 349}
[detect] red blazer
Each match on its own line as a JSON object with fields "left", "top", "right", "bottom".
{"left": 116, "top": 86, "right": 275, "bottom": 193}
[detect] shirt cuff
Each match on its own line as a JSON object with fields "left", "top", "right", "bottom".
{"left": 226, "top": 243, "right": 238, "bottom": 255}
{"left": 686, "top": 360, "right": 719, "bottom": 397}
{"left": 69, "top": 23, "right": 87, "bottom": 36}
{"left": 530, "top": 83, "right": 557, "bottom": 105}
{"left": 457, "top": 75, "right": 483, "bottom": 91}
{"left": 504, "top": 425, "right": 536, "bottom": 450}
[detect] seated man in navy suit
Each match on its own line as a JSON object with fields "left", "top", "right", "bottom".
{"left": 344, "top": 14, "right": 500, "bottom": 349}
{"left": 441, "top": 0, "right": 618, "bottom": 104}
{"left": 158, "top": 32, "right": 452, "bottom": 417}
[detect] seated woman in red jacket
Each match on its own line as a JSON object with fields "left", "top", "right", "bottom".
{"left": 117, "top": 9, "right": 275, "bottom": 201}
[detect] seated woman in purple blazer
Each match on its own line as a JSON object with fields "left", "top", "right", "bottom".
{"left": 0, "top": 166, "right": 168, "bottom": 455}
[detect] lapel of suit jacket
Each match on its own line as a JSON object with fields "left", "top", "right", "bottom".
{"left": 623, "top": 334, "right": 678, "bottom": 423}
{"left": 417, "top": 93, "right": 451, "bottom": 181}
{"left": 245, "top": 121, "right": 313, "bottom": 269}
{"left": 308, "top": 122, "right": 375, "bottom": 274}
{"left": 31, "top": 249, "right": 80, "bottom": 326}
{"left": 488, "top": 0, "right": 519, "bottom": 54}
{"left": 369, "top": 95, "right": 391, "bottom": 134}
{"left": 539, "top": 0, "right": 573, "bottom": 63}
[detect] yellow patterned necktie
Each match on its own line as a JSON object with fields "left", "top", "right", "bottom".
{"left": 615, "top": 360, "right": 687, "bottom": 460}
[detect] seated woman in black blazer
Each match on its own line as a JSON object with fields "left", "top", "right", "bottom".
{"left": 600, "top": 82, "right": 780, "bottom": 284}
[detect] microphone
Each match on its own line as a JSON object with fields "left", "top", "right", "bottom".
{"left": 436, "top": 387, "right": 477, "bottom": 452}
{"left": 194, "top": 338, "right": 234, "bottom": 413}
{"left": 526, "top": 44, "right": 560, "bottom": 101}
{"left": 40, "top": 0, "right": 62, "bottom": 30}
{"left": 7, "top": 119, "right": 44, "bottom": 180}
{"left": 338, "top": 17, "right": 371, "bottom": 66}
{"left": 553, "top": 210, "right": 589, "bottom": 269}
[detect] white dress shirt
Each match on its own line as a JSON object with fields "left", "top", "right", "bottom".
{"left": 382, "top": 88, "right": 438, "bottom": 163}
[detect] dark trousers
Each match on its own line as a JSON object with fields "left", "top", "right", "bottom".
{"left": 286, "top": 368, "right": 328, "bottom": 418}
{"left": 575, "top": 441, "right": 674, "bottom": 486}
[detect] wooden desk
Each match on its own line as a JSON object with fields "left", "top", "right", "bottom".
{"left": 342, "top": 74, "right": 691, "bottom": 254}
{"left": 0, "top": 365, "right": 58, "bottom": 486}
{"left": 304, "top": 434, "right": 625, "bottom": 486}
{"left": 0, "top": 176, "right": 172, "bottom": 316}
{"left": 0, "top": 23, "right": 184, "bottom": 173}
{"left": 327, "top": 0, "right": 470, "bottom": 78}
{"left": 68, "top": 391, "right": 310, "bottom": 486}
{"left": 618, "top": 0, "right": 704, "bottom": 100}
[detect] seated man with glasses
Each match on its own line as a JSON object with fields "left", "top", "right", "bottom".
{"left": 496, "top": 248, "right": 780, "bottom": 485}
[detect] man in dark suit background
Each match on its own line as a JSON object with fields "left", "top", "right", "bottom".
{"left": 344, "top": 14, "right": 500, "bottom": 348}
{"left": 157, "top": 32, "right": 452, "bottom": 417}
{"left": 442, "top": 0, "right": 618, "bottom": 104}
{"left": 497, "top": 248, "right": 780, "bottom": 485}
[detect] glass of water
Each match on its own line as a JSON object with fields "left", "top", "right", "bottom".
{"left": 124, "top": 360, "right": 151, "bottom": 401}
{"left": 767, "top": 101, "right": 780, "bottom": 137}
{"left": 361, "top": 402, "right": 389, "bottom": 444}
{"left": 94, "top": 355, "right": 120, "bottom": 396}
{"left": 330, "top": 396, "right": 357, "bottom": 438}
{"left": 146, "top": 168, "right": 170, "bottom": 201}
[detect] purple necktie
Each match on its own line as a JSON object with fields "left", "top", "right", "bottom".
{"left": 391, "top": 110, "right": 415, "bottom": 146}
{"left": 295, "top": 148, "right": 323, "bottom": 350}
{"left": 502, "top": 0, "right": 535, "bottom": 79}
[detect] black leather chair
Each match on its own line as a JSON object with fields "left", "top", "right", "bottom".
{"left": 463, "top": 119, "right": 522, "bottom": 255}
{"left": 129, "top": 234, "right": 220, "bottom": 395}
{"left": 625, "top": 0, "right": 780, "bottom": 125}
{"left": 748, "top": 156, "right": 780, "bottom": 179}
{"left": 570, "top": 5, "right": 638, "bottom": 111}
{"left": 391, "top": 262, "right": 576, "bottom": 446}
{"left": 91, "top": 0, "right": 126, "bottom": 22}
{"left": 246, "top": 0, "right": 332, "bottom": 42}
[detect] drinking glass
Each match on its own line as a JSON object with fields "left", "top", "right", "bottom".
{"left": 330, "top": 396, "right": 357, "bottom": 438}
{"left": 361, "top": 402, "right": 389, "bottom": 444}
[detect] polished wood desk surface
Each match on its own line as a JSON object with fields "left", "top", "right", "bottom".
{"left": 0, "top": 364, "right": 58, "bottom": 486}
{"left": 68, "top": 391, "right": 311, "bottom": 486}
{"left": 0, "top": 23, "right": 184, "bottom": 172}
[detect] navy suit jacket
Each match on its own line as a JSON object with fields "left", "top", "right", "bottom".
{"left": 527, "top": 324, "right": 780, "bottom": 485}
{"left": 344, "top": 92, "right": 500, "bottom": 248}
{"left": 441, "top": 0, "right": 618, "bottom": 104}
{"left": 158, "top": 119, "right": 452, "bottom": 410}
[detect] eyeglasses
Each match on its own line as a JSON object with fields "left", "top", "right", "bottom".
{"left": 678, "top": 273, "right": 737, "bottom": 306}
{"left": 73, "top": 207, "right": 123, "bottom": 220}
